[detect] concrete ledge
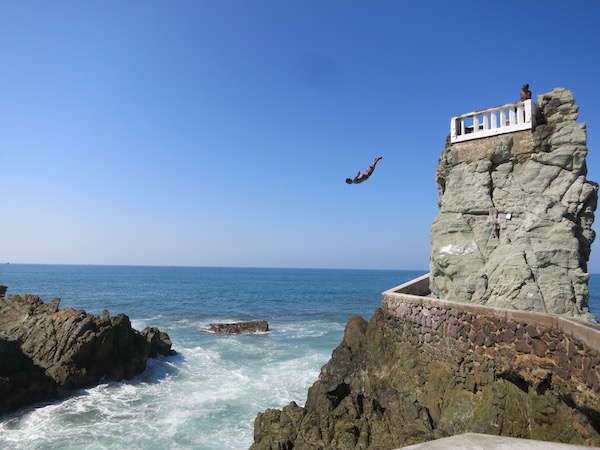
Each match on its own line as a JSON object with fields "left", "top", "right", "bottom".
{"left": 396, "top": 433, "right": 598, "bottom": 449}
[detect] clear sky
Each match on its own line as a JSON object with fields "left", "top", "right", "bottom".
{"left": 1, "top": 1, "right": 599, "bottom": 271}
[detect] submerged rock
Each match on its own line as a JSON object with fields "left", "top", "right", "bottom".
{"left": 209, "top": 320, "right": 269, "bottom": 334}
{"left": 0, "top": 290, "right": 176, "bottom": 415}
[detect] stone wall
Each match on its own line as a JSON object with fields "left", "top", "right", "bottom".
{"left": 451, "top": 129, "right": 536, "bottom": 163}
{"left": 383, "top": 276, "right": 600, "bottom": 400}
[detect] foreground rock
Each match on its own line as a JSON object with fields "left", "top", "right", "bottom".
{"left": 430, "top": 88, "right": 597, "bottom": 321}
{"left": 251, "top": 311, "right": 600, "bottom": 449}
{"left": 209, "top": 320, "right": 269, "bottom": 334}
{"left": 0, "top": 288, "right": 175, "bottom": 416}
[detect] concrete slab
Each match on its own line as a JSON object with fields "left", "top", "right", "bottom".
{"left": 396, "top": 433, "right": 599, "bottom": 450}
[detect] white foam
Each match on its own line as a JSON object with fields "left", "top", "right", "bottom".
{"left": 0, "top": 314, "right": 346, "bottom": 449}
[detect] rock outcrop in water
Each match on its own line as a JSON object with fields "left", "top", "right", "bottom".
{"left": 250, "top": 89, "right": 600, "bottom": 449}
{"left": 0, "top": 286, "right": 175, "bottom": 415}
{"left": 209, "top": 320, "right": 269, "bottom": 334}
{"left": 430, "top": 88, "right": 597, "bottom": 321}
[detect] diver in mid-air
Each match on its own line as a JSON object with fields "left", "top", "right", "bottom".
{"left": 346, "top": 156, "right": 382, "bottom": 184}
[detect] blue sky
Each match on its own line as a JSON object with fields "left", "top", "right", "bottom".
{"left": 1, "top": 1, "right": 599, "bottom": 271}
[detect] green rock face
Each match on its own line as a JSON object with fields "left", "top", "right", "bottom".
{"left": 251, "top": 309, "right": 600, "bottom": 449}
{"left": 430, "top": 88, "right": 597, "bottom": 322}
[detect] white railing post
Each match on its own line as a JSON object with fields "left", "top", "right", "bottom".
{"left": 509, "top": 107, "right": 516, "bottom": 126}
{"left": 524, "top": 99, "right": 531, "bottom": 124}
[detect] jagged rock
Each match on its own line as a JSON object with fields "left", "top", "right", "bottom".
{"left": 0, "top": 333, "right": 56, "bottom": 415}
{"left": 0, "top": 291, "right": 176, "bottom": 415}
{"left": 430, "top": 88, "right": 598, "bottom": 321}
{"left": 251, "top": 310, "right": 600, "bottom": 449}
{"left": 142, "top": 326, "right": 177, "bottom": 357}
{"left": 251, "top": 315, "right": 447, "bottom": 450}
{"left": 208, "top": 320, "right": 269, "bottom": 334}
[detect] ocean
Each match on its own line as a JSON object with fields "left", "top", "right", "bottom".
{"left": 0, "top": 265, "right": 599, "bottom": 450}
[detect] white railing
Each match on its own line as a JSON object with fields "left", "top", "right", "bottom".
{"left": 450, "top": 99, "right": 537, "bottom": 143}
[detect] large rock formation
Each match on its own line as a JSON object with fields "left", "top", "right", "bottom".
{"left": 0, "top": 288, "right": 175, "bottom": 415}
{"left": 250, "top": 88, "right": 600, "bottom": 449}
{"left": 430, "top": 88, "right": 598, "bottom": 321}
{"left": 251, "top": 308, "right": 600, "bottom": 449}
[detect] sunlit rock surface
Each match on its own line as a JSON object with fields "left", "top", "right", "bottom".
{"left": 430, "top": 88, "right": 597, "bottom": 322}
{"left": 0, "top": 288, "right": 175, "bottom": 415}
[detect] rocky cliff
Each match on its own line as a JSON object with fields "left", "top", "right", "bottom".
{"left": 0, "top": 286, "right": 175, "bottom": 415}
{"left": 431, "top": 88, "right": 597, "bottom": 321}
{"left": 250, "top": 89, "right": 600, "bottom": 449}
{"left": 251, "top": 302, "right": 600, "bottom": 449}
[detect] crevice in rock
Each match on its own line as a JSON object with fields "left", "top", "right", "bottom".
{"left": 357, "top": 392, "right": 365, "bottom": 416}
{"left": 498, "top": 371, "right": 529, "bottom": 394}
{"left": 372, "top": 398, "right": 385, "bottom": 416}
{"left": 559, "top": 394, "right": 600, "bottom": 435}
{"left": 326, "top": 382, "right": 351, "bottom": 410}
{"left": 280, "top": 439, "right": 294, "bottom": 450}
{"left": 522, "top": 252, "right": 548, "bottom": 314}
{"left": 535, "top": 373, "right": 552, "bottom": 395}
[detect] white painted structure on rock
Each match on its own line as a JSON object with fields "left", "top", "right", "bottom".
{"left": 450, "top": 99, "right": 537, "bottom": 143}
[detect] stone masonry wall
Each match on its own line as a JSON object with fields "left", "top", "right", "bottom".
{"left": 382, "top": 283, "right": 600, "bottom": 424}
{"left": 451, "top": 129, "right": 536, "bottom": 164}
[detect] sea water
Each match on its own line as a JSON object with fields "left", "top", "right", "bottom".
{"left": 0, "top": 265, "right": 598, "bottom": 450}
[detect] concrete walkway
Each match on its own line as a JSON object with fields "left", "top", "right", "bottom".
{"left": 397, "top": 433, "right": 599, "bottom": 449}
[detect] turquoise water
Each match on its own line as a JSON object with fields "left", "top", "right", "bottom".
{"left": 0, "top": 265, "right": 423, "bottom": 449}
{"left": 0, "top": 265, "right": 598, "bottom": 450}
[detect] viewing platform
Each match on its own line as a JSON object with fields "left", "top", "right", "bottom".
{"left": 450, "top": 99, "right": 537, "bottom": 143}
